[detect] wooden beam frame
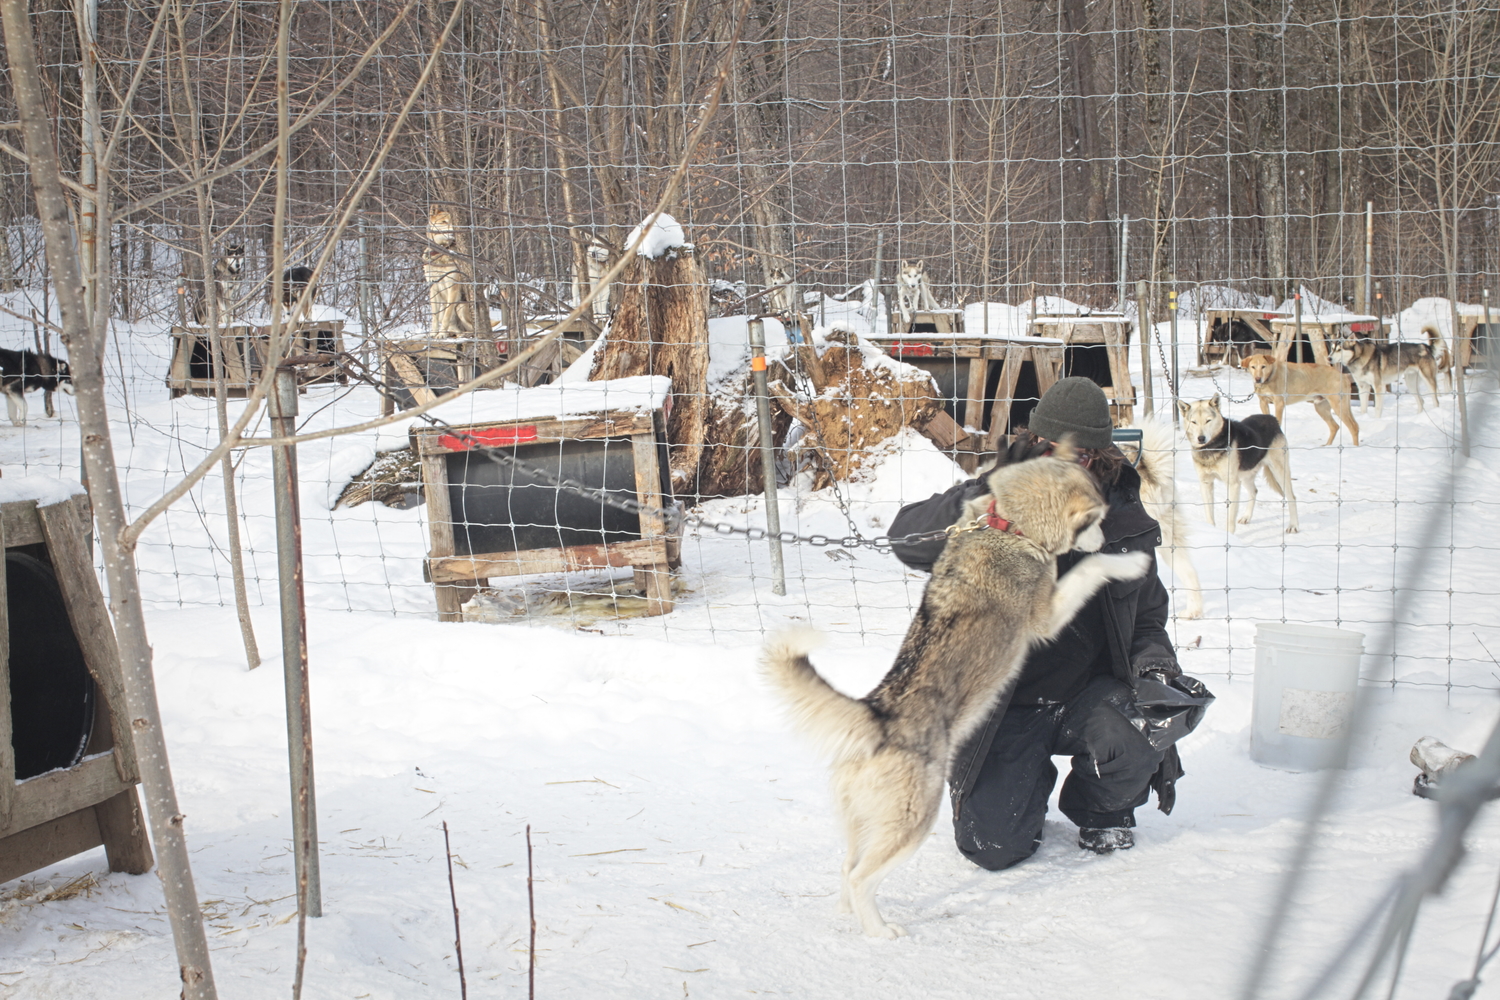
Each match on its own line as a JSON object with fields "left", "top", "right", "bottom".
{"left": 0, "top": 496, "right": 152, "bottom": 883}
{"left": 416, "top": 408, "right": 678, "bottom": 622}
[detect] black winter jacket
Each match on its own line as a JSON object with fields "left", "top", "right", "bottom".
{"left": 889, "top": 461, "right": 1187, "bottom": 813}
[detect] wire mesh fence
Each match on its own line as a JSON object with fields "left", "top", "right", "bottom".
{"left": 0, "top": 0, "right": 1496, "bottom": 697}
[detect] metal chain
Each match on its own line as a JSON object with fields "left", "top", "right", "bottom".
{"left": 332, "top": 353, "right": 956, "bottom": 554}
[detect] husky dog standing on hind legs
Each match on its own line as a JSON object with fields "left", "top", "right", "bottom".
{"left": 763, "top": 437, "right": 1151, "bottom": 937}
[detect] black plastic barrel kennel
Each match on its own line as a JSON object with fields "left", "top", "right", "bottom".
{"left": 446, "top": 436, "right": 671, "bottom": 556}
{"left": 7, "top": 550, "right": 96, "bottom": 781}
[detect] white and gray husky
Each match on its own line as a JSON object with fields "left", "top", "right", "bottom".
{"left": 762, "top": 445, "right": 1150, "bottom": 937}
{"left": 1178, "top": 395, "right": 1299, "bottom": 534}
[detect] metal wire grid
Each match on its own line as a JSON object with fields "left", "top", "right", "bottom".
{"left": 0, "top": 0, "right": 1493, "bottom": 695}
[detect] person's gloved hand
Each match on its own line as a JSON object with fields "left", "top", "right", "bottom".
{"left": 1135, "top": 659, "right": 1182, "bottom": 683}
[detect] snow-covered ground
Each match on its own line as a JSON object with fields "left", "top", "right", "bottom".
{"left": 2, "top": 286, "right": 1500, "bottom": 997}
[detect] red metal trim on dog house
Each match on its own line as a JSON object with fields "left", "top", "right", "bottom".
{"left": 438, "top": 425, "right": 539, "bottom": 451}
{"left": 891, "top": 342, "right": 935, "bottom": 357}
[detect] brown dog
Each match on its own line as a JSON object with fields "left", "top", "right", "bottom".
{"left": 1238, "top": 353, "right": 1359, "bottom": 446}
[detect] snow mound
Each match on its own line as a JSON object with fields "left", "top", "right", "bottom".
{"left": 626, "top": 213, "right": 687, "bottom": 258}
{"left": 707, "top": 315, "right": 790, "bottom": 386}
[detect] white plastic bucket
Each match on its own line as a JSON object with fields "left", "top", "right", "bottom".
{"left": 1251, "top": 623, "right": 1365, "bottom": 771}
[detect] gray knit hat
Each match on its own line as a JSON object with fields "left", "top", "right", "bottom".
{"left": 1027, "top": 376, "right": 1112, "bottom": 449}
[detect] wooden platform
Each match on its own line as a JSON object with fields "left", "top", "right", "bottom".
{"left": 1028, "top": 314, "right": 1136, "bottom": 424}
{"left": 1, "top": 495, "right": 152, "bottom": 884}
{"left": 1198, "top": 309, "right": 1288, "bottom": 365}
{"left": 415, "top": 407, "right": 679, "bottom": 621}
{"left": 379, "top": 337, "right": 503, "bottom": 413}
{"left": 1269, "top": 313, "right": 1383, "bottom": 365}
{"left": 168, "top": 320, "right": 346, "bottom": 397}
{"left": 895, "top": 309, "right": 963, "bottom": 336}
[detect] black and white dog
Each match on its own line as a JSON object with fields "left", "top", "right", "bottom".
{"left": 1178, "top": 395, "right": 1299, "bottom": 534}
{"left": 268, "top": 265, "right": 317, "bottom": 308}
{"left": 0, "top": 347, "right": 73, "bottom": 426}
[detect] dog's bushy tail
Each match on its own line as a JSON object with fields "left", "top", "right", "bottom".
{"left": 1130, "top": 419, "right": 1179, "bottom": 509}
{"left": 1422, "top": 324, "right": 1452, "bottom": 371}
{"left": 761, "top": 628, "right": 881, "bottom": 763}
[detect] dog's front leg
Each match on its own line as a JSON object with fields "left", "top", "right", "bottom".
{"left": 1225, "top": 470, "right": 1242, "bottom": 533}
{"left": 1198, "top": 475, "right": 1217, "bottom": 528}
{"left": 1043, "top": 552, "right": 1151, "bottom": 638}
{"left": 5, "top": 390, "right": 24, "bottom": 427}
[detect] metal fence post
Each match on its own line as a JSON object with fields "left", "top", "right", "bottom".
{"left": 269, "top": 365, "right": 322, "bottom": 918}
{"left": 747, "top": 319, "right": 786, "bottom": 597}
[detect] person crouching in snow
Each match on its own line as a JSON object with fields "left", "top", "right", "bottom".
{"left": 889, "top": 377, "right": 1212, "bottom": 867}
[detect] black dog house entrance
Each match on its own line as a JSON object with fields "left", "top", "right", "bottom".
{"left": 446, "top": 435, "right": 670, "bottom": 556}
{"left": 8, "top": 551, "right": 96, "bottom": 780}
{"left": 0, "top": 495, "right": 152, "bottom": 884}
{"left": 418, "top": 407, "right": 680, "bottom": 622}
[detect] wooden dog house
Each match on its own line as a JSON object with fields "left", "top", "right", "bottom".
{"left": 866, "top": 334, "right": 1066, "bottom": 456}
{"left": 167, "top": 324, "right": 264, "bottom": 397}
{"left": 380, "top": 337, "right": 504, "bottom": 414}
{"left": 168, "top": 320, "right": 346, "bottom": 397}
{"left": 1198, "top": 309, "right": 1287, "bottom": 365}
{"left": 1, "top": 494, "right": 152, "bottom": 884}
{"left": 1269, "top": 312, "right": 1383, "bottom": 365}
{"left": 1028, "top": 314, "right": 1136, "bottom": 424}
{"left": 416, "top": 406, "right": 679, "bottom": 621}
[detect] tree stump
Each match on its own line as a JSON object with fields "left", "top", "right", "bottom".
{"left": 693, "top": 372, "right": 795, "bottom": 498}
{"left": 768, "top": 330, "right": 940, "bottom": 490}
{"left": 589, "top": 245, "right": 710, "bottom": 495}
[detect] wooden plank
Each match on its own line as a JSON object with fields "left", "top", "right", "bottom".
{"left": 0, "top": 805, "right": 104, "bottom": 885}
{"left": 1034, "top": 345, "right": 1064, "bottom": 397}
{"left": 0, "top": 507, "right": 9, "bottom": 826}
{"left": 1102, "top": 322, "right": 1134, "bottom": 423}
{"left": 630, "top": 433, "right": 666, "bottom": 541}
{"left": 914, "top": 409, "right": 968, "bottom": 451}
{"left": 963, "top": 357, "right": 987, "bottom": 432}
{"left": 984, "top": 345, "right": 1026, "bottom": 452}
{"left": 424, "top": 411, "right": 658, "bottom": 452}
{"left": 1, "top": 498, "right": 45, "bottom": 547}
{"left": 389, "top": 352, "right": 438, "bottom": 407}
{"left": 418, "top": 443, "right": 469, "bottom": 621}
{"left": 430, "top": 537, "right": 670, "bottom": 583}
{"left": 94, "top": 787, "right": 153, "bottom": 875}
{"left": 0, "top": 753, "right": 131, "bottom": 839}
{"left": 36, "top": 501, "right": 138, "bottom": 784}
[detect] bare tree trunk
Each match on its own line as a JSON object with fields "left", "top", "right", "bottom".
{"left": 724, "top": 0, "right": 795, "bottom": 303}
{"left": 0, "top": 1, "right": 219, "bottom": 995}
{"left": 1136, "top": 0, "right": 1172, "bottom": 308}
{"left": 168, "top": 0, "right": 260, "bottom": 670}
{"left": 1253, "top": 17, "right": 1290, "bottom": 301}
{"left": 1063, "top": 0, "right": 1111, "bottom": 297}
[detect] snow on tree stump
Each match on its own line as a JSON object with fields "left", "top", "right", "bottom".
{"left": 0, "top": 493, "right": 153, "bottom": 884}
{"left": 768, "top": 330, "right": 940, "bottom": 490}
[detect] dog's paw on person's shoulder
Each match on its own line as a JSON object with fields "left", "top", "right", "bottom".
{"left": 1095, "top": 550, "right": 1152, "bottom": 580}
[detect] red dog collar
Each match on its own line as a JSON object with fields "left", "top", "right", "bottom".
{"left": 986, "top": 500, "right": 1024, "bottom": 536}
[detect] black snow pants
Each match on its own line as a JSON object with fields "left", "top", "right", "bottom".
{"left": 953, "top": 676, "right": 1166, "bottom": 872}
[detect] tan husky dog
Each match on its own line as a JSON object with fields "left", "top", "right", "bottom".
{"left": 424, "top": 209, "right": 473, "bottom": 338}
{"left": 762, "top": 445, "right": 1150, "bottom": 938}
{"left": 1239, "top": 353, "right": 1360, "bottom": 446}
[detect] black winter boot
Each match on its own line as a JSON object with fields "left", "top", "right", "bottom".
{"left": 1078, "top": 827, "right": 1134, "bottom": 854}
